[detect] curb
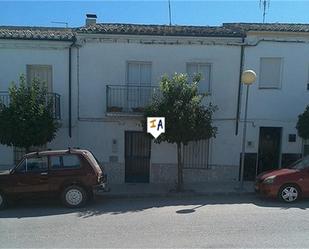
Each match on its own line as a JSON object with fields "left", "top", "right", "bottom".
{"left": 96, "top": 190, "right": 256, "bottom": 199}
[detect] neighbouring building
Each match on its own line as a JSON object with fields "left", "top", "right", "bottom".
{"left": 0, "top": 16, "right": 309, "bottom": 184}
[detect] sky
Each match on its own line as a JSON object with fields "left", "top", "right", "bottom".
{"left": 0, "top": 0, "right": 309, "bottom": 28}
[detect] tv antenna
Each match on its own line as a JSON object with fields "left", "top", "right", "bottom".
{"left": 51, "top": 21, "right": 69, "bottom": 28}
{"left": 168, "top": 0, "right": 172, "bottom": 26}
{"left": 259, "top": 0, "right": 270, "bottom": 23}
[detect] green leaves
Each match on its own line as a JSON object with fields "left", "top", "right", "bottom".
{"left": 297, "top": 105, "right": 309, "bottom": 139}
{"left": 0, "top": 75, "right": 59, "bottom": 150}
{"left": 143, "top": 73, "right": 217, "bottom": 145}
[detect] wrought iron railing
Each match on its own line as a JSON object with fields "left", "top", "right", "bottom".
{"left": 0, "top": 91, "right": 61, "bottom": 120}
{"left": 106, "top": 85, "right": 159, "bottom": 114}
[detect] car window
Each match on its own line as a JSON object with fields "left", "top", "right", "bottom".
{"left": 26, "top": 157, "right": 48, "bottom": 172}
{"left": 50, "top": 156, "right": 62, "bottom": 169}
{"left": 50, "top": 155, "right": 81, "bottom": 169}
{"left": 15, "top": 157, "right": 48, "bottom": 173}
{"left": 63, "top": 155, "right": 80, "bottom": 168}
{"left": 291, "top": 156, "right": 309, "bottom": 170}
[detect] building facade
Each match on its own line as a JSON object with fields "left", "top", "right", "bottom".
{"left": 1, "top": 19, "right": 309, "bottom": 184}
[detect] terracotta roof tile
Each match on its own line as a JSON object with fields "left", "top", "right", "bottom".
{"left": 223, "top": 23, "right": 309, "bottom": 33}
{"left": 0, "top": 26, "right": 74, "bottom": 41}
{"left": 77, "top": 23, "right": 244, "bottom": 37}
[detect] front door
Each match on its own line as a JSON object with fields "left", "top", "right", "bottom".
{"left": 257, "top": 127, "right": 282, "bottom": 174}
{"left": 125, "top": 131, "right": 151, "bottom": 183}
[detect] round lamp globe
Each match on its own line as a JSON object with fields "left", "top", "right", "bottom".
{"left": 241, "top": 70, "right": 257, "bottom": 85}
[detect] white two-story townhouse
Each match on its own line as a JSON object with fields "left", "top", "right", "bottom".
{"left": 224, "top": 23, "right": 309, "bottom": 180}
{"left": 0, "top": 26, "right": 78, "bottom": 167}
{"left": 73, "top": 16, "right": 245, "bottom": 184}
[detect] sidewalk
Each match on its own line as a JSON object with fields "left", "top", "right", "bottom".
{"left": 97, "top": 181, "right": 255, "bottom": 199}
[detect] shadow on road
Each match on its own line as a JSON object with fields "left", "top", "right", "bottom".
{"left": 1, "top": 195, "right": 309, "bottom": 219}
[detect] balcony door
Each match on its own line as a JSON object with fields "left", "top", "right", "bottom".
{"left": 27, "top": 65, "right": 53, "bottom": 92}
{"left": 126, "top": 62, "right": 151, "bottom": 111}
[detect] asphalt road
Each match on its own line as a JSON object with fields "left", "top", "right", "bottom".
{"left": 1, "top": 195, "right": 309, "bottom": 248}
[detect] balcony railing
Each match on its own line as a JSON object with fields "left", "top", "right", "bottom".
{"left": 0, "top": 91, "right": 61, "bottom": 120}
{"left": 106, "top": 85, "right": 159, "bottom": 114}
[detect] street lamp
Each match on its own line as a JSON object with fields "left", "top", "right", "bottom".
{"left": 239, "top": 70, "right": 257, "bottom": 189}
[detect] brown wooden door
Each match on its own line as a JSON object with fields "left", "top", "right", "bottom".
{"left": 125, "top": 131, "right": 151, "bottom": 183}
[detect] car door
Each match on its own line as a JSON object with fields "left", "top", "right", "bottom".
{"left": 12, "top": 156, "right": 49, "bottom": 196}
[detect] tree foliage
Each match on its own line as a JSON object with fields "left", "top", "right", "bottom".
{"left": 0, "top": 75, "right": 59, "bottom": 151}
{"left": 143, "top": 73, "right": 217, "bottom": 190}
{"left": 296, "top": 105, "right": 309, "bottom": 139}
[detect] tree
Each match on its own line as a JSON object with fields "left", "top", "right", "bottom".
{"left": 0, "top": 75, "right": 59, "bottom": 153}
{"left": 296, "top": 105, "right": 309, "bottom": 140}
{"left": 143, "top": 73, "right": 217, "bottom": 191}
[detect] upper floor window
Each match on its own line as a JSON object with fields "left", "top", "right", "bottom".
{"left": 27, "top": 65, "right": 53, "bottom": 92}
{"left": 127, "top": 62, "right": 151, "bottom": 86}
{"left": 259, "top": 58, "right": 282, "bottom": 89}
{"left": 187, "top": 63, "right": 211, "bottom": 94}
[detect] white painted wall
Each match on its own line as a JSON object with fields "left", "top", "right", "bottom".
{"left": 76, "top": 37, "right": 242, "bottom": 168}
{"left": 0, "top": 39, "right": 76, "bottom": 168}
{"left": 241, "top": 36, "right": 309, "bottom": 158}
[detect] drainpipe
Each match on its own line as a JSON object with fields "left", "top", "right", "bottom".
{"left": 69, "top": 37, "right": 76, "bottom": 138}
{"left": 235, "top": 36, "right": 245, "bottom": 135}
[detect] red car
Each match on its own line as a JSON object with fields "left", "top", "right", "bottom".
{"left": 255, "top": 156, "right": 309, "bottom": 202}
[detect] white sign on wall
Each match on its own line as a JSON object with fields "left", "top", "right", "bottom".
{"left": 147, "top": 117, "right": 165, "bottom": 139}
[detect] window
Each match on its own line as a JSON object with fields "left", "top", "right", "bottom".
{"left": 187, "top": 63, "right": 211, "bottom": 93}
{"left": 16, "top": 157, "right": 48, "bottom": 173}
{"left": 27, "top": 65, "right": 53, "bottom": 92}
{"left": 127, "top": 62, "right": 151, "bottom": 86}
{"left": 259, "top": 58, "right": 282, "bottom": 89}
{"left": 50, "top": 155, "right": 81, "bottom": 170}
{"left": 183, "top": 140, "right": 209, "bottom": 169}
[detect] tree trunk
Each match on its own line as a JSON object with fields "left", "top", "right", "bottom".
{"left": 177, "top": 142, "right": 183, "bottom": 192}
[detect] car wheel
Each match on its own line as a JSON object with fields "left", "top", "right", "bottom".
{"left": 0, "top": 192, "right": 7, "bottom": 210}
{"left": 279, "top": 184, "right": 300, "bottom": 203}
{"left": 61, "top": 185, "right": 88, "bottom": 208}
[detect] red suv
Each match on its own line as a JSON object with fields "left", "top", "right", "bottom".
{"left": 0, "top": 149, "right": 109, "bottom": 209}
{"left": 255, "top": 155, "right": 309, "bottom": 202}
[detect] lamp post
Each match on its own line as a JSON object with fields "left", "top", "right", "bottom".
{"left": 239, "top": 70, "right": 257, "bottom": 189}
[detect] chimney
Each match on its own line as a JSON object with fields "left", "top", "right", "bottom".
{"left": 86, "top": 14, "right": 97, "bottom": 26}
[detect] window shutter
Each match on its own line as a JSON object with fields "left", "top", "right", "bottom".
{"left": 187, "top": 63, "right": 211, "bottom": 93}
{"left": 259, "top": 58, "right": 282, "bottom": 89}
{"left": 27, "top": 65, "right": 53, "bottom": 92}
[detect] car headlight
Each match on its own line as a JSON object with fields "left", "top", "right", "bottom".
{"left": 263, "top": 175, "right": 276, "bottom": 184}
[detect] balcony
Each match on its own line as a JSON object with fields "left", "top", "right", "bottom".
{"left": 0, "top": 91, "right": 61, "bottom": 120}
{"left": 106, "top": 85, "right": 158, "bottom": 115}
